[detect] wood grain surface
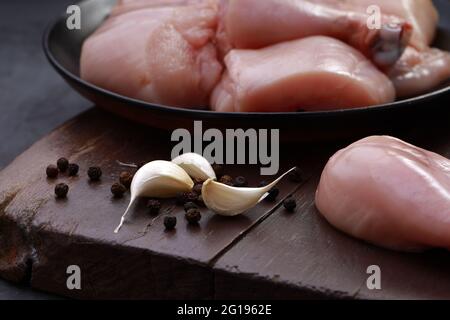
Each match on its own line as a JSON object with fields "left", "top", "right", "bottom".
{"left": 0, "top": 105, "right": 449, "bottom": 299}
{"left": 1, "top": 0, "right": 449, "bottom": 301}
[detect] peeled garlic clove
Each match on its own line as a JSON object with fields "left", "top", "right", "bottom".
{"left": 202, "top": 168, "right": 296, "bottom": 216}
{"left": 172, "top": 153, "right": 216, "bottom": 181}
{"left": 114, "top": 160, "right": 194, "bottom": 233}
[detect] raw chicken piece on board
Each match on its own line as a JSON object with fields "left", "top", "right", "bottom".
{"left": 316, "top": 136, "right": 450, "bottom": 252}
{"left": 217, "top": 0, "right": 412, "bottom": 68}
{"left": 211, "top": 36, "right": 395, "bottom": 113}
{"left": 81, "top": 2, "right": 222, "bottom": 108}
{"left": 389, "top": 47, "right": 450, "bottom": 98}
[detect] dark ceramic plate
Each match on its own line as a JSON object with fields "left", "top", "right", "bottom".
{"left": 44, "top": 0, "right": 450, "bottom": 140}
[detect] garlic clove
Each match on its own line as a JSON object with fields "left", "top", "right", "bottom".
{"left": 172, "top": 153, "right": 216, "bottom": 181}
{"left": 114, "top": 160, "right": 194, "bottom": 233}
{"left": 201, "top": 167, "right": 296, "bottom": 216}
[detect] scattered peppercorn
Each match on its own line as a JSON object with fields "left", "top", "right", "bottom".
{"left": 265, "top": 187, "right": 279, "bottom": 202}
{"left": 119, "top": 171, "right": 133, "bottom": 189}
{"left": 55, "top": 183, "right": 69, "bottom": 198}
{"left": 193, "top": 183, "right": 203, "bottom": 195}
{"left": 164, "top": 216, "right": 177, "bottom": 230}
{"left": 187, "top": 191, "right": 199, "bottom": 202}
{"left": 283, "top": 197, "right": 297, "bottom": 212}
{"left": 233, "top": 176, "right": 248, "bottom": 187}
{"left": 212, "top": 164, "right": 224, "bottom": 179}
{"left": 184, "top": 202, "right": 198, "bottom": 212}
{"left": 46, "top": 164, "right": 59, "bottom": 179}
{"left": 111, "top": 183, "right": 126, "bottom": 198}
{"left": 88, "top": 166, "right": 102, "bottom": 181}
{"left": 147, "top": 199, "right": 161, "bottom": 215}
{"left": 185, "top": 208, "right": 201, "bottom": 225}
{"left": 219, "top": 175, "right": 233, "bottom": 186}
{"left": 57, "top": 158, "right": 69, "bottom": 172}
{"left": 68, "top": 163, "right": 79, "bottom": 177}
{"left": 288, "top": 167, "right": 304, "bottom": 183}
{"left": 176, "top": 191, "right": 198, "bottom": 205}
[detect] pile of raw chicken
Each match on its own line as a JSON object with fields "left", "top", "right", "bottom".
{"left": 81, "top": 0, "right": 450, "bottom": 112}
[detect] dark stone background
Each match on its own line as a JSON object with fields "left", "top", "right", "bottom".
{"left": 0, "top": 0, "right": 91, "bottom": 299}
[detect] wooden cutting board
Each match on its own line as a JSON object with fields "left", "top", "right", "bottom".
{"left": 0, "top": 107, "right": 450, "bottom": 299}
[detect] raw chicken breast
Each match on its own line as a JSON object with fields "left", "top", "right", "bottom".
{"left": 389, "top": 47, "right": 450, "bottom": 98}
{"left": 211, "top": 37, "right": 395, "bottom": 113}
{"left": 81, "top": 1, "right": 222, "bottom": 108}
{"left": 316, "top": 136, "right": 450, "bottom": 252}
{"left": 217, "top": 0, "right": 412, "bottom": 68}
{"left": 318, "top": 0, "right": 438, "bottom": 50}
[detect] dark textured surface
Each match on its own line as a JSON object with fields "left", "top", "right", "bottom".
{"left": 0, "top": 0, "right": 90, "bottom": 299}
{"left": 1, "top": 0, "right": 450, "bottom": 301}
{"left": 0, "top": 0, "right": 90, "bottom": 168}
{"left": 0, "top": 107, "right": 449, "bottom": 299}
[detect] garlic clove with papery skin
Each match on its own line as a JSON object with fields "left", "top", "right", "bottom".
{"left": 172, "top": 153, "right": 216, "bottom": 181}
{"left": 201, "top": 168, "right": 296, "bottom": 216}
{"left": 114, "top": 160, "right": 194, "bottom": 233}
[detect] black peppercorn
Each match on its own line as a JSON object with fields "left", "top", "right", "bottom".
{"left": 212, "top": 164, "right": 224, "bottom": 179}
{"left": 111, "top": 183, "right": 126, "bottom": 198}
{"left": 283, "top": 197, "right": 297, "bottom": 212}
{"left": 185, "top": 209, "right": 201, "bottom": 225}
{"left": 288, "top": 167, "right": 304, "bottom": 183}
{"left": 147, "top": 199, "right": 161, "bottom": 215}
{"left": 193, "top": 183, "right": 203, "bottom": 195}
{"left": 219, "top": 175, "right": 233, "bottom": 186}
{"left": 265, "top": 187, "right": 279, "bottom": 202}
{"left": 176, "top": 191, "right": 198, "bottom": 205}
{"left": 57, "top": 158, "right": 69, "bottom": 172}
{"left": 88, "top": 166, "right": 102, "bottom": 181}
{"left": 187, "top": 191, "right": 199, "bottom": 201}
{"left": 46, "top": 164, "right": 58, "bottom": 179}
{"left": 68, "top": 163, "right": 79, "bottom": 177}
{"left": 234, "top": 176, "right": 248, "bottom": 187}
{"left": 55, "top": 183, "right": 69, "bottom": 198}
{"left": 164, "top": 216, "right": 177, "bottom": 230}
{"left": 184, "top": 201, "right": 198, "bottom": 212}
{"left": 119, "top": 171, "right": 133, "bottom": 189}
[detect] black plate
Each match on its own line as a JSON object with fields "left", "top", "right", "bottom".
{"left": 43, "top": 0, "right": 450, "bottom": 141}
